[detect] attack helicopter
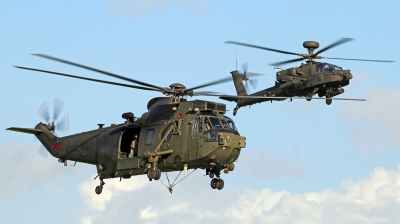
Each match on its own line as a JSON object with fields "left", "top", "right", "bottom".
{"left": 223, "top": 38, "right": 395, "bottom": 115}
{"left": 7, "top": 54, "right": 247, "bottom": 194}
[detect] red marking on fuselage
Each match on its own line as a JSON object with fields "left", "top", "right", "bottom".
{"left": 50, "top": 143, "right": 62, "bottom": 150}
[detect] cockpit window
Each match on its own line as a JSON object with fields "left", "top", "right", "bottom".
{"left": 333, "top": 65, "right": 343, "bottom": 71}
{"left": 316, "top": 63, "right": 323, "bottom": 73}
{"left": 223, "top": 115, "right": 238, "bottom": 131}
{"left": 326, "top": 63, "right": 343, "bottom": 71}
{"left": 192, "top": 117, "right": 202, "bottom": 134}
{"left": 221, "top": 119, "right": 229, "bottom": 129}
{"left": 227, "top": 120, "right": 237, "bottom": 131}
{"left": 204, "top": 117, "right": 212, "bottom": 131}
{"left": 324, "top": 64, "right": 333, "bottom": 73}
{"left": 209, "top": 117, "right": 222, "bottom": 128}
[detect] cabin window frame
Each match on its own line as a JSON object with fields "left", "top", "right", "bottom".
{"left": 145, "top": 129, "right": 155, "bottom": 145}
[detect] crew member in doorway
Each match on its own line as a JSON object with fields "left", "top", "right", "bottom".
{"left": 129, "top": 135, "right": 138, "bottom": 158}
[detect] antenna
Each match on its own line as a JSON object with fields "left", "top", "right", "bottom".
{"left": 236, "top": 51, "right": 237, "bottom": 70}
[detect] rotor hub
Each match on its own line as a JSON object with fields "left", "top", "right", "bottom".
{"left": 303, "top": 41, "right": 319, "bottom": 56}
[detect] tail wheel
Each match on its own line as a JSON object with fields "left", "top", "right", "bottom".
{"left": 210, "top": 178, "right": 218, "bottom": 189}
{"left": 326, "top": 98, "right": 332, "bottom": 105}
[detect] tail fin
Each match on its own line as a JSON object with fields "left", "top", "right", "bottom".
{"left": 7, "top": 123, "right": 59, "bottom": 158}
{"left": 231, "top": 70, "right": 248, "bottom": 96}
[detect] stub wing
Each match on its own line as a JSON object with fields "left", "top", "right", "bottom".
{"left": 6, "top": 127, "right": 43, "bottom": 134}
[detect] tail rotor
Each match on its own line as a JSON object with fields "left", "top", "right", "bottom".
{"left": 37, "top": 98, "right": 69, "bottom": 134}
{"left": 240, "top": 62, "right": 262, "bottom": 93}
{"left": 36, "top": 98, "right": 69, "bottom": 158}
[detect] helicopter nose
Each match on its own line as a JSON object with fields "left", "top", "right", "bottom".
{"left": 218, "top": 132, "right": 246, "bottom": 149}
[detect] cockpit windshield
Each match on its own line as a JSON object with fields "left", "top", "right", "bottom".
{"left": 203, "top": 116, "right": 238, "bottom": 131}
{"left": 332, "top": 64, "right": 343, "bottom": 71}
{"left": 324, "top": 64, "right": 333, "bottom": 73}
{"left": 223, "top": 115, "right": 238, "bottom": 131}
{"left": 209, "top": 117, "right": 222, "bottom": 128}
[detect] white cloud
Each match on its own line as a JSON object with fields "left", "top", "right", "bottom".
{"left": 78, "top": 164, "right": 400, "bottom": 224}
{"left": 340, "top": 87, "right": 400, "bottom": 152}
{"left": 0, "top": 140, "right": 88, "bottom": 198}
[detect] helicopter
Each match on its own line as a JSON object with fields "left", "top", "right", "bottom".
{"left": 223, "top": 38, "right": 395, "bottom": 115}
{"left": 7, "top": 54, "right": 247, "bottom": 194}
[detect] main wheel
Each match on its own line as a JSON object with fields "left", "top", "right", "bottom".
{"left": 216, "top": 179, "right": 224, "bottom": 190}
{"left": 210, "top": 178, "right": 218, "bottom": 189}
{"left": 95, "top": 185, "right": 103, "bottom": 195}
{"left": 306, "top": 93, "right": 312, "bottom": 101}
{"left": 326, "top": 98, "right": 332, "bottom": 105}
{"left": 154, "top": 169, "right": 161, "bottom": 180}
{"left": 147, "top": 169, "right": 155, "bottom": 180}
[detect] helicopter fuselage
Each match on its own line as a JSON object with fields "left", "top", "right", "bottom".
{"left": 31, "top": 97, "right": 245, "bottom": 181}
{"left": 233, "top": 62, "right": 352, "bottom": 107}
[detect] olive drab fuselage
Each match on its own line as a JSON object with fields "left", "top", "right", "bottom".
{"left": 34, "top": 97, "right": 246, "bottom": 180}
{"left": 222, "top": 61, "right": 352, "bottom": 108}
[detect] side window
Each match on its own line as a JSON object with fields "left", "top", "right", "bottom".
{"left": 204, "top": 117, "right": 212, "bottom": 131}
{"left": 192, "top": 118, "right": 202, "bottom": 134}
{"left": 165, "top": 133, "right": 172, "bottom": 141}
{"left": 145, "top": 129, "right": 155, "bottom": 145}
{"left": 227, "top": 120, "right": 237, "bottom": 130}
{"left": 221, "top": 119, "right": 229, "bottom": 128}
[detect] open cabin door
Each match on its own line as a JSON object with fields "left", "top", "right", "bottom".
{"left": 116, "top": 127, "right": 142, "bottom": 171}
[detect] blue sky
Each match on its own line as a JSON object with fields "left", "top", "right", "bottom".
{"left": 1, "top": 1, "right": 400, "bottom": 223}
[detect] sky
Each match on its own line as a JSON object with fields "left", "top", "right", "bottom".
{"left": 1, "top": 0, "right": 400, "bottom": 223}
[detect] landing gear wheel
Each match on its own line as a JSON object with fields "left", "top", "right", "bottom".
{"left": 209, "top": 173, "right": 214, "bottom": 179}
{"left": 147, "top": 169, "right": 155, "bottom": 181}
{"left": 216, "top": 179, "right": 224, "bottom": 190}
{"left": 154, "top": 169, "right": 161, "bottom": 180}
{"left": 210, "top": 178, "right": 218, "bottom": 189}
{"left": 233, "top": 107, "right": 239, "bottom": 116}
{"left": 95, "top": 185, "right": 103, "bottom": 195}
{"left": 326, "top": 98, "right": 332, "bottom": 105}
{"left": 306, "top": 93, "right": 312, "bottom": 101}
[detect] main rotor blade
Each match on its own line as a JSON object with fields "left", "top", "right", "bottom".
{"left": 270, "top": 58, "right": 304, "bottom": 67}
{"left": 15, "top": 66, "right": 161, "bottom": 92}
{"left": 313, "top": 38, "right": 353, "bottom": 56}
{"left": 322, "top": 57, "right": 395, "bottom": 63}
{"left": 210, "top": 94, "right": 366, "bottom": 101}
{"left": 186, "top": 76, "right": 234, "bottom": 91}
{"left": 32, "top": 54, "right": 164, "bottom": 91}
{"left": 192, "top": 91, "right": 222, "bottom": 96}
{"left": 226, "top": 41, "right": 299, "bottom": 56}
